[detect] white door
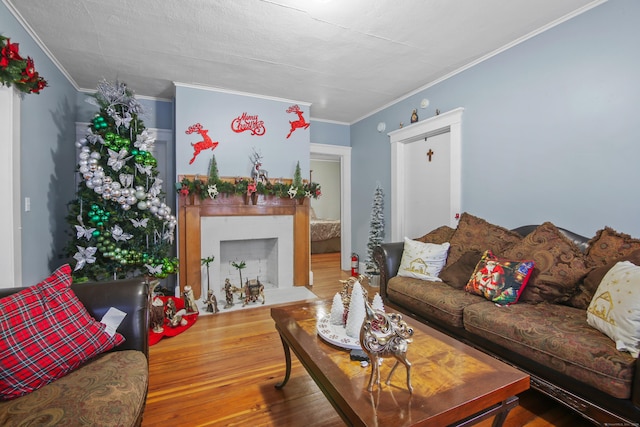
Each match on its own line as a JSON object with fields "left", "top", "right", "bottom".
{"left": 403, "top": 132, "right": 451, "bottom": 239}
{"left": 389, "top": 108, "right": 463, "bottom": 242}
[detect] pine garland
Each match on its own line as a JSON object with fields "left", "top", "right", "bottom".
{"left": 0, "top": 35, "right": 47, "bottom": 94}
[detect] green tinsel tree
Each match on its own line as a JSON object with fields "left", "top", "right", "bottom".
{"left": 365, "top": 184, "right": 384, "bottom": 273}
{"left": 65, "top": 80, "right": 178, "bottom": 282}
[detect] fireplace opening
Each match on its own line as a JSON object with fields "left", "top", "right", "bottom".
{"left": 220, "top": 238, "right": 278, "bottom": 289}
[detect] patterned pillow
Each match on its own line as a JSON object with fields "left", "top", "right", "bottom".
{"left": 465, "top": 250, "right": 534, "bottom": 305}
{"left": 445, "top": 213, "right": 522, "bottom": 267}
{"left": 587, "top": 261, "right": 640, "bottom": 358}
{"left": 414, "top": 225, "right": 455, "bottom": 244}
{"left": 397, "top": 238, "right": 450, "bottom": 281}
{"left": 569, "top": 249, "right": 640, "bottom": 309}
{"left": 586, "top": 227, "right": 640, "bottom": 267}
{"left": 0, "top": 265, "right": 125, "bottom": 400}
{"left": 502, "top": 222, "right": 591, "bottom": 304}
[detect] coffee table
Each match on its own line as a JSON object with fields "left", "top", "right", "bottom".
{"left": 272, "top": 300, "right": 529, "bottom": 427}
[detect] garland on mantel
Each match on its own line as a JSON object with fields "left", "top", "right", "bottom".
{"left": 177, "top": 157, "right": 321, "bottom": 201}
{"left": 0, "top": 35, "right": 47, "bottom": 94}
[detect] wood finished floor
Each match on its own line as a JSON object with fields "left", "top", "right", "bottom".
{"left": 142, "top": 252, "right": 592, "bottom": 426}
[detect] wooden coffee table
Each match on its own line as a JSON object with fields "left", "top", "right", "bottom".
{"left": 272, "top": 300, "right": 529, "bottom": 427}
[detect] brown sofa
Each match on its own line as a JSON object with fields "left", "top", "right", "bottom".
{"left": 373, "top": 215, "right": 640, "bottom": 426}
{"left": 0, "top": 277, "right": 150, "bottom": 426}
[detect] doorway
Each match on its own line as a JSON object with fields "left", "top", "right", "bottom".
{"left": 389, "top": 108, "right": 463, "bottom": 241}
{"left": 310, "top": 143, "right": 352, "bottom": 271}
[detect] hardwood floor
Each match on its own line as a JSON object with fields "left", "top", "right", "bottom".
{"left": 143, "top": 252, "right": 592, "bottom": 426}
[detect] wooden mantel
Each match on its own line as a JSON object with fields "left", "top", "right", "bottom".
{"left": 178, "top": 183, "right": 310, "bottom": 299}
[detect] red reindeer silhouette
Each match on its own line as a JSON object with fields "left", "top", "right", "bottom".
{"left": 185, "top": 123, "right": 218, "bottom": 164}
{"left": 285, "top": 105, "right": 310, "bottom": 139}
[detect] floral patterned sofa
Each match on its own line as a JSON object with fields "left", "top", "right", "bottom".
{"left": 0, "top": 268, "right": 149, "bottom": 427}
{"left": 373, "top": 213, "right": 640, "bottom": 426}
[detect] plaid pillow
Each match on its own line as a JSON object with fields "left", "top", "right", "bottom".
{"left": 0, "top": 265, "right": 124, "bottom": 400}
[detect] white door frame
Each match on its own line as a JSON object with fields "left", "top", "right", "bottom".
{"left": 310, "top": 143, "right": 352, "bottom": 271}
{"left": 388, "top": 107, "right": 463, "bottom": 241}
{"left": 0, "top": 87, "right": 22, "bottom": 288}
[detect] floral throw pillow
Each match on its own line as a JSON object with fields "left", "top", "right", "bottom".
{"left": 397, "top": 238, "right": 450, "bottom": 282}
{"left": 465, "top": 250, "right": 535, "bottom": 305}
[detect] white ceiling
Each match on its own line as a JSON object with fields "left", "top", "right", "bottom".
{"left": 6, "top": 0, "right": 602, "bottom": 123}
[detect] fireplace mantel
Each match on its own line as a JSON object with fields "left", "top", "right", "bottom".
{"left": 178, "top": 187, "right": 310, "bottom": 299}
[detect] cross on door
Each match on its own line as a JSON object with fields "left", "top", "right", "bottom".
{"left": 426, "top": 149, "right": 434, "bottom": 162}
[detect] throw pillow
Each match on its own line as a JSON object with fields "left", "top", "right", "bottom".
{"left": 502, "top": 222, "right": 592, "bottom": 304}
{"left": 445, "top": 212, "right": 522, "bottom": 267}
{"left": 465, "top": 250, "right": 534, "bottom": 305}
{"left": 0, "top": 265, "right": 125, "bottom": 400}
{"left": 587, "top": 261, "right": 640, "bottom": 358}
{"left": 397, "top": 238, "right": 450, "bottom": 282}
{"left": 439, "top": 250, "right": 483, "bottom": 290}
{"left": 586, "top": 227, "right": 640, "bottom": 267}
{"left": 414, "top": 225, "right": 455, "bottom": 244}
{"left": 569, "top": 249, "right": 640, "bottom": 309}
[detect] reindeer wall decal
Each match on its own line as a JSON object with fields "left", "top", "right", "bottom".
{"left": 185, "top": 123, "right": 219, "bottom": 165}
{"left": 285, "top": 104, "right": 310, "bottom": 139}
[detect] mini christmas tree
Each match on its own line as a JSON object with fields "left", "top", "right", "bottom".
{"left": 365, "top": 184, "right": 385, "bottom": 274}
{"left": 330, "top": 293, "right": 345, "bottom": 325}
{"left": 345, "top": 281, "right": 366, "bottom": 338}
{"left": 65, "top": 80, "right": 178, "bottom": 282}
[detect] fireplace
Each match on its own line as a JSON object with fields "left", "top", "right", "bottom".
{"left": 200, "top": 215, "right": 294, "bottom": 301}
{"left": 178, "top": 183, "right": 310, "bottom": 299}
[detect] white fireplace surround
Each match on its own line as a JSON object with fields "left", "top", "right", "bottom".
{"left": 200, "top": 216, "right": 294, "bottom": 301}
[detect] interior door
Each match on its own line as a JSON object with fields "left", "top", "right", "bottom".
{"left": 403, "top": 132, "right": 451, "bottom": 239}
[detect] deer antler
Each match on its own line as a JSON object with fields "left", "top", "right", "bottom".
{"left": 286, "top": 104, "right": 301, "bottom": 113}
{"left": 185, "top": 123, "right": 203, "bottom": 134}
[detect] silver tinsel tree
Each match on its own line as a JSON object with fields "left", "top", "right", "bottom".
{"left": 365, "top": 184, "right": 384, "bottom": 273}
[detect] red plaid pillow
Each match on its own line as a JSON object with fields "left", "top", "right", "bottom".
{"left": 0, "top": 264, "right": 124, "bottom": 400}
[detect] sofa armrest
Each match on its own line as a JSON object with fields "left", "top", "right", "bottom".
{"left": 633, "top": 357, "right": 640, "bottom": 408}
{"left": 373, "top": 242, "right": 404, "bottom": 300}
{"left": 71, "top": 278, "right": 150, "bottom": 359}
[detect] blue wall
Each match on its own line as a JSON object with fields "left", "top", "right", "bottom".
{"left": 350, "top": 0, "right": 640, "bottom": 259}
{"left": 1, "top": 2, "right": 78, "bottom": 285}
{"left": 310, "top": 120, "right": 350, "bottom": 146}
{"left": 175, "top": 85, "right": 311, "bottom": 179}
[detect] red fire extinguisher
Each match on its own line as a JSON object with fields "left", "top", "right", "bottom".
{"left": 351, "top": 253, "right": 359, "bottom": 277}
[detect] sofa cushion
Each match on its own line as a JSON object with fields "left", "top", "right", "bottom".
{"left": 0, "top": 350, "right": 147, "bottom": 426}
{"left": 445, "top": 213, "right": 522, "bottom": 267}
{"left": 414, "top": 225, "right": 455, "bottom": 244}
{"left": 463, "top": 301, "right": 636, "bottom": 399}
{"left": 387, "top": 276, "right": 485, "bottom": 328}
{"left": 586, "top": 226, "right": 640, "bottom": 267}
{"left": 587, "top": 261, "right": 640, "bottom": 358}
{"left": 465, "top": 250, "right": 534, "bottom": 305}
{"left": 501, "top": 222, "right": 591, "bottom": 304}
{"left": 439, "top": 250, "right": 483, "bottom": 290}
{"left": 569, "top": 249, "right": 640, "bottom": 309}
{"left": 0, "top": 265, "right": 125, "bottom": 400}
{"left": 397, "top": 238, "right": 450, "bottom": 281}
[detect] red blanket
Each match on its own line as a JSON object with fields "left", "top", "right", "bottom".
{"left": 149, "top": 296, "right": 198, "bottom": 346}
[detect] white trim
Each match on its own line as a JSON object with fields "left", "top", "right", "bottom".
{"left": 351, "top": 0, "right": 607, "bottom": 124}
{"left": 173, "top": 82, "right": 311, "bottom": 106}
{"left": 310, "top": 143, "right": 352, "bottom": 271}
{"left": 389, "top": 108, "right": 463, "bottom": 241}
{"left": 0, "top": 86, "right": 22, "bottom": 288}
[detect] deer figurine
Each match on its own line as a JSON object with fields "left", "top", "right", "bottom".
{"left": 360, "top": 291, "right": 414, "bottom": 393}
{"left": 249, "top": 149, "right": 269, "bottom": 183}
{"left": 185, "top": 123, "right": 218, "bottom": 165}
{"left": 285, "top": 104, "right": 310, "bottom": 139}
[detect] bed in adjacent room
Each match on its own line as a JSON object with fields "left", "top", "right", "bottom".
{"left": 310, "top": 209, "right": 341, "bottom": 253}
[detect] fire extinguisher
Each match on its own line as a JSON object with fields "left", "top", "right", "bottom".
{"left": 351, "top": 253, "right": 359, "bottom": 277}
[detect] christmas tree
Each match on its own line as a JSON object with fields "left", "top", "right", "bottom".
{"left": 66, "top": 80, "right": 178, "bottom": 282}
{"left": 365, "top": 184, "right": 384, "bottom": 274}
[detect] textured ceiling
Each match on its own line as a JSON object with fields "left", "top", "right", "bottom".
{"left": 6, "top": 0, "right": 601, "bottom": 123}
